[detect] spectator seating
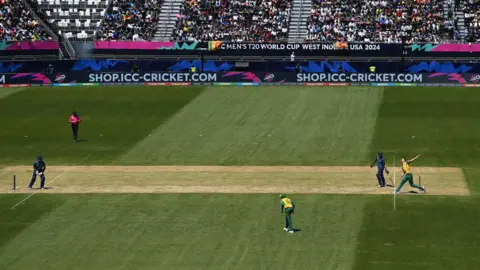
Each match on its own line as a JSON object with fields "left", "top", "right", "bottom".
{"left": 96, "top": 0, "right": 162, "bottom": 41}
{"left": 463, "top": 0, "right": 480, "bottom": 42}
{"left": 0, "top": 0, "right": 52, "bottom": 41}
{"left": 172, "top": 0, "right": 293, "bottom": 42}
{"left": 35, "top": 0, "right": 108, "bottom": 39}
{"left": 305, "top": 0, "right": 448, "bottom": 43}
{"left": 4, "top": 0, "right": 480, "bottom": 43}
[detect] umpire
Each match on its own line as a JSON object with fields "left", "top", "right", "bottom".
{"left": 28, "top": 156, "right": 46, "bottom": 190}
{"left": 69, "top": 111, "right": 81, "bottom": 142}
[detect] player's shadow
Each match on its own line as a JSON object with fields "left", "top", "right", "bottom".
{"left": 30, "top": 187, "right": 53, "bottom": 190}
{"left": 385, "top": 184, "right": 394, "bottom": 187}
{"left": 76, "top": 139, "right": 88, "bottom": 143}
{"left": 293, "top": 228, "right": 302, "bottom": 232}
{"left": 408, "top": 190, "right": 420, "bottom": 194}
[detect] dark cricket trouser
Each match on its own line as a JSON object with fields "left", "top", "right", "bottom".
{"left": 377, "top": 166, "right": 386, "bottom": 186}
{"left": 395, "top": 173, "right": 424, "bottom": 192}
{"left": 29, "top": 172, "right": 46, "bottom": 188}
{"left": 285, "top": 208, "right": 294, "bottom": 230}
{"left": 71, "top": 123, "right": 79, "bottom": 141}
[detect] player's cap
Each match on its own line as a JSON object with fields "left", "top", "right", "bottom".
{"left": 37, "top": 155, "right": 43, "bottom": 160}
{"left": 280, "top": 194, "right": 286, "bottom": 198}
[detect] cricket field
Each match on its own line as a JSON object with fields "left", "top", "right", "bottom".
{"left": 0, "top": 85, "right": 479, "bottom": 269}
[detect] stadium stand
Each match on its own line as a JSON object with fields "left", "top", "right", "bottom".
{"left": 3, "top": 0, "right": 480, "bottom": 43}
{"left": 35, "top": 0, "right": 108, "bottom": 39}
{"left": 463, "top": 0, "right": 480, "bottom": 42}
{"left": 0, "top": 0, "right": 52, "bottom": 41}
{"left": 96, "top": 0, "right": 162, "bottom": 41}
{"left": 171, "top": 0, "right": 293, "bottom": 42}
{"left": 305, "top": 0, "right": 449, "bottom": 43}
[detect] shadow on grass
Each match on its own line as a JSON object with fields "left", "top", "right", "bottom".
{"left": 0, "top": 195, "right": 65, "bottom": 250}
{"left": 32, "top": 187, "right": 54, "bottom": 190}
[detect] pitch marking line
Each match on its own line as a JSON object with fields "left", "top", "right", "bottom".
{"left": 10, "top": 154, "right": 92, "bottom": 210}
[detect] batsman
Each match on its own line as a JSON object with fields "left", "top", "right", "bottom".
{"left": 280, "top": 194, "right": 295, "bottom": 234}
{"left": 28, "top": 156, "right": 46, "bottom": 190}
{"left": 370, "top": 152, "right": 389, "bottom": 187}
{"left": 394, "top": 154, "right": 427, "bottom": 194}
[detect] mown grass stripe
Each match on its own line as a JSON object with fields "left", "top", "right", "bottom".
{"left": 118, "top": 86, "right": 383, "bottom": 165}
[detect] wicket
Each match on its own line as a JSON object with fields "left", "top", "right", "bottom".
{"left": 419, "top": 175, "right": 422, "bottom": 193}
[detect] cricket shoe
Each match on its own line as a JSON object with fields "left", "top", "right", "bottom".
{"left": 288, "top": 230, "right": 294, "bottom": 234}
{"left": 283, "top": 228, "right": 289, "bottom": 232}
{"left": 393, "top": 190, "right": 399, "bottom": 194}
{"left": 422, "top": 186, "right": 427, "bottom": 194}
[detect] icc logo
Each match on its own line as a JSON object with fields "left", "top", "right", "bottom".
{"left": 55, "top": 74, "right": 66, "bottom": 82}
{"left": 470, "top": 74, "right": 480, "bottom": 82}
{"left": 264, "top": 73, "right": 275, "bottom": 82}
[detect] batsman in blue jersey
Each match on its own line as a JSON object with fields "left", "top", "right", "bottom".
{"left": 370, "top": 152, "right": 389, "bottom": 187}
{"left": 28, "top": 156, "right": 46, "bottom": 190}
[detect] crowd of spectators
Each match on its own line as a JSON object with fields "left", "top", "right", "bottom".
{"left": 463, "top": 0, "right": 480, "bottom": 42}
{"left": 2, "top": 0, "right": 479, "bottom": 44}
{"left": 0, "top": 0, "right": 51, "bottom": 41}
{"left": 172, "top": 0, "right": 293, "bottom": 42}
{"left": 97, "top": 0, "right": 161, "bottom": 41}
{"left": 306, "top": 0, "right": 448, "bottom": 43}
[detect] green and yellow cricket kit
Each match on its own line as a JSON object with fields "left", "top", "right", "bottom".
{"left": 395, "top": 161, "right": 425, "bottom": 193}
{"left": 280, "top": 195, "right": 295, "bottom": 233}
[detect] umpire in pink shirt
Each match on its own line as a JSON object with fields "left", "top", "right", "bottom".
{"left": 69, "top": 111, "right": 81, "bottom": 142}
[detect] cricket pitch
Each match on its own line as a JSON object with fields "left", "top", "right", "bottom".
{"left": 0, "top": 166, "right": 469, "bottom": 195}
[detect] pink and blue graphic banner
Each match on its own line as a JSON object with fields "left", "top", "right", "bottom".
{"left": 94, "top": 41, "right": 200, "bottom": 50}
{"left": 2, "top": 71, "right": 480, "bottom": 86}
{"left": 0, "top": 41, "right": 59, "bottom": 51}
{"left": 407, "top": 43, "right": 480, "bottom": 52}
{"left": 430, "top": 44, "right": 480, "bottom": 52}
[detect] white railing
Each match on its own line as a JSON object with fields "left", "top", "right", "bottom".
{"left": 63, "top": 34, "right": 77, "bottom": 58}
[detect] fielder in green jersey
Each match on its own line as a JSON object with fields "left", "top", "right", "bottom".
{"left": 280, "top": 194, "right": 295, "bottom": 233}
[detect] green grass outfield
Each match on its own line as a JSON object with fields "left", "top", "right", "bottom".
{"left": 0, "top": 85, "right": 479, "bottom": 269}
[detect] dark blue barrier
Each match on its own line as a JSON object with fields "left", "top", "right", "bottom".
{"left": 1, "top": 59, "right": 479, "bottom": 74}
{"left": 1, "top": 72, "right": 479, "bottom": 86}
{"left": 93, "top": 41, "right": 480, "bottom": 58}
